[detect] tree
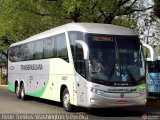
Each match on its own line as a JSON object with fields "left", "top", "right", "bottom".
{"left": 132, "top": 0, "right": 159, "bottom": 45}
{"left": 154, "top": 20, "right": 160, "bottom": 43}
{"left": 61, "top": 0, "right": 153, "bottom": 24}
{"left": 0, "top": 0, "right": 61, "bottom": 47}
{"left": 0, "top": 0, "right": 155, "bottom": 51}
{"left": 153, "top": 0, "right": 160, "bottom": 18}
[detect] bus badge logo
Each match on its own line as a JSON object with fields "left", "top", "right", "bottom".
{"left": 120, "top": 93, "right": 124, "bottom": 98}
{"left": 10, "top": 66, "right": 14, "bottom": 70}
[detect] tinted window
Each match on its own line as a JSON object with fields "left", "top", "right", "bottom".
{"left": 86, "top": 34, "right": 144, "bottom": 85}
{"left": 75, "top": 43, "right": 86, "bottom": 77}
{"left": 25, "top": 42, "right": 34, "bottom": 60}
{"left": 68, "top": 31, "right": 83, "bottom": 61}
{"left": 9, "top": 33, "right": 68, "bottom": 62}
{"left": 44, "top": 37, "right": 55, "bottom": 58}
{"left": 55, "top": 33, "right": 68, "bottom": 62}
{"left": 33, "top": 40, "right": 44, "bottom": 59}
{"left": 18, "top": 44, "right": 26, "bottom": 61}
{"left": 8, "top": 47, "right": 18, "bottom": 62}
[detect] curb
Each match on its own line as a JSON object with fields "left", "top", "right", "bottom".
{"left": 0, "top": 85, "right": 8, "bottom": 87}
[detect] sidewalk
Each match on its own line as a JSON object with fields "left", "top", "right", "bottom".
{"left": 0, "top": 84, "right": 8, "bottom": 87}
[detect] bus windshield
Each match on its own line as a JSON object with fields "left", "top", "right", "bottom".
{"left": 86, "top": 34, "right": 145, "bottom": 86}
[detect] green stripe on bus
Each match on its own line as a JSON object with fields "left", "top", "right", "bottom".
{"left": 26, "top": 80, "right": 48, "bottom": 97}
{"left": 27, "top": 85, "right": 46, "bottom": 97}
{"left": 8, "top": 82, "right": 15, "bottom": 92}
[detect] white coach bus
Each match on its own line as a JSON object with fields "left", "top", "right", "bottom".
{"left": 8, "top": 23, "right": 147, "bottom": 112}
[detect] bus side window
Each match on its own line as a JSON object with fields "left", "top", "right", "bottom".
{"left": 44, "top": 37, "right": 55, "bottom": 58}
{"left": 14, "top": 46, "right": 19, "bottom": 62}
{"left": 68, "top": 31, "right": 84, "bottom": 62}
{"left": 33, "top": 40, "right": 44, "bottom": 60}
{"left": 75, "top": 43, "right": 86, "bottom": 78}
{"left": 25, "top": 42, "right": 34, "bottom": 60}
{"left": 8, "top": 47, "right": 17, "bottom": 62}
{"left": 55, "top": 33, "right": 69, "bottom": 62}
{"left": 18, "top": 44, "right": 26, "bottom": 61}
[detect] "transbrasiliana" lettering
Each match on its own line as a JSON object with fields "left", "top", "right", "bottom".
{"left": 20, "top": 64, "right": 43, "bottom": 70}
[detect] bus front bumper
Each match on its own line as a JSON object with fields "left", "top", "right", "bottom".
{"left": 86, "top": 92, "right": 147, "bottom": 108}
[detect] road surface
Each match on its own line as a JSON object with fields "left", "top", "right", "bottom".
{"left": 0, "top": 86, "right": 160, "bottom": 120}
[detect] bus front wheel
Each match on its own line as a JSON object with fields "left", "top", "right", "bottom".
{"left": 62, "top": 88, "right": 75, "bottom": 112}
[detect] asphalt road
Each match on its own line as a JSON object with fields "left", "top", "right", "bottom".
{"left": 0, "top": 85, "right": 160, "bottom": 120}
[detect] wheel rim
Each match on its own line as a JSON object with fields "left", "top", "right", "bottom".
{"left": 21, "top": 87, "right": 24, "bottom": 98}
{"left": 16, "top": 86, "right": 19, "bottom": 96}
{"left": 63, "top": 92, "right": 70, "bottom": 108}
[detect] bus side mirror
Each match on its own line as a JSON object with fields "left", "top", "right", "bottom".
{"left": 75, "top": 40, "right": 89, "bottom": 60}
{"left": 142, "top": 43, "right": 155, "bottom": 61}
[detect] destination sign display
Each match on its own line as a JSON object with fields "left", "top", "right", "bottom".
{"left": 93, "top": 36, "right": 113, "bottom": 41}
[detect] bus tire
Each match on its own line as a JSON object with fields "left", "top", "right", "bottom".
{"left": 15, "top": 84, "right": 21, "bottom": 99}
{"left": 62, "top": 88, "right": 75, "bottom": 112}
{"left": 20, "top": 83, "right": 26, "bottom": 100}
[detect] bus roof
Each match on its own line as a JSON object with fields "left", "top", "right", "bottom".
{"left": 11, "top": 23, "right": 137, "bottom": 47}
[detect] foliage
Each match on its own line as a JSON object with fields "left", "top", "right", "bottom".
{"left": 0, "top": 0, "right": 156, "bottom": 52}
{"left": 153, "top": 0, "right": 160, "bottom": 18}
{"left": 62, "top": 0, "right": 138, "bottom": 24}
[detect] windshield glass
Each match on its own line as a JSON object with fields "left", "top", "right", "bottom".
{"left": 86, "top": 34, "right": 145, "bottom": 85}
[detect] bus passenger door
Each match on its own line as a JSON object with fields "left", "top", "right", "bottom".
{"left": 75, "top": 42, "right": 87, "bottom": 107}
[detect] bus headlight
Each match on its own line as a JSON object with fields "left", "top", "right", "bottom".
{"left": 90, "top": 88, "right": 104, "bottom": 95}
